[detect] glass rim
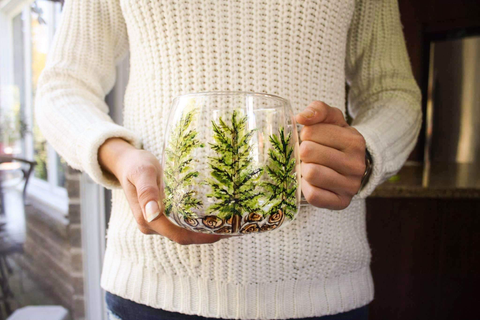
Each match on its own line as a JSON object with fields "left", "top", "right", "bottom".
{"left": 172, "top": 90, "right": 290, "bottom": 104}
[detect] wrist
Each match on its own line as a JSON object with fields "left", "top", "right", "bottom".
{"left": 98, "top": 137, "right": 138, "bottom": 178}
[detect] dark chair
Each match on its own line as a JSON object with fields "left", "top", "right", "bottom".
{"left": 0, "top": 234, "right": 23, "bottom": 316}
{"left": 0, "top": 156, "right": 35, "bottom": 317}
{"left": 0, "top": 156, "right": 36, "bottom": 207}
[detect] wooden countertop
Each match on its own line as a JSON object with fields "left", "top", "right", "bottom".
{"left": 370, "top": 163, "right": 480, "bottom": 199}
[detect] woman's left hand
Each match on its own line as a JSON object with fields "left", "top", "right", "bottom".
{"left": 296, "top": 101, "right": 366, "bottom": 210}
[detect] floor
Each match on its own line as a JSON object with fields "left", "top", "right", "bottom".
{"left": 0, "top": 186, "right": 57, "bottom": 319}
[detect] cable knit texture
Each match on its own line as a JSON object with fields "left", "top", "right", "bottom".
{"left": 35, "top": 0, "right": 421, "bottom": 319}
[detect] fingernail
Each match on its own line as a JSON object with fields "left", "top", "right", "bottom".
{"left": 145, "top": 200, "right": 160, "bottom": 222}
{"left": 300, "top": 108, "right": 316, "bottom": 119}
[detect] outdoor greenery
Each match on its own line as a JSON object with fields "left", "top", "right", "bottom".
{"left": 163, "top": 109, "right": 204, "bottom": 219}
{"left": 0, "top": 109, "right": 28, "bottom": 147}
{"left": 33, "top": 121, "right": 48, "bottom": 180}
{"left": 206, "top": 110, "right": 264, "bottom": 230}
{"left": 262, "top": 128, "right": 298, "bottom": 219}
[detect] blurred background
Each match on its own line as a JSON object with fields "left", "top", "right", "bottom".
{"left": 0, "top": 0, "right": 479, "bottom": 319}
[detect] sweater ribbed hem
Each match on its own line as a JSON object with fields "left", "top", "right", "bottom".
{"left": 100, "top": 251, "right": 374, "bottom": 320}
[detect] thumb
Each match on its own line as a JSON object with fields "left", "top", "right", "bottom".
{"left": 296, "top": 100, "right": 348, "bottom": 127}
{"left": 134, "top": 172, "right": 163, "bottom": 223}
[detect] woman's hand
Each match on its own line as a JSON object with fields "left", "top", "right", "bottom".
{"left": 296, "top": 101, "right": 366, "bottom": 210}
{"left": 98, "top": 138, "right": 225, "bottom": 245}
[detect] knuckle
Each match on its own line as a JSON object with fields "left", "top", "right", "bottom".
{"left": 303, "top": 186, "right": 321, "bottom": 207}
{"left": 334, "top": 107, "right": 344, "bottom": 118}
{"left": 135, "top": 218, "right": 150, "bottom": 230}
{"left": 352, "top": 179, "right": 362, "bottom": 193}
{"left": 337, "top": 196, "right": 352, "bottom": 210}
{"left": 128, "top": 164, "right": 157, "bottom": 181}
{"left": 137, "top": 185, "right": 159, "bottom": 200}
{"left": 302, "top": 163, "right": 318, "bottom": 182}
{"left": 300, "top": 126, "right": 312, "bottom": 141}
{"left": 346, "top": 134, "right": 365, "bottom": 151}
{"left": 311, "top": 100, "right": 327, "bottom": 110}
{"left": 347, "top": 180, "right": 361, "bottom": 196}
{"left": 354, "top": 134, "right": 366, "bottom": 150}
{"left": 309, "top": 194, "right": 322, "bottom": 207}
{"left": 351, "top": 159, "right": 366, "bottom": 177}
{"left": 137, "top": 225, "right": 152, "bottom": 235}
{"left": 304, "top": 190, "right": 315, "bottom": 205}
{"left": 299, "top": 141, "right": 314, "bottom": 159}
{"left": 302, "top": 186, "right": 311, "bottom": 200}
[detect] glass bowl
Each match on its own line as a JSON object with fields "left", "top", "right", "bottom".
{"left": 162, "top": 91, "right": 301, "bottom": 235}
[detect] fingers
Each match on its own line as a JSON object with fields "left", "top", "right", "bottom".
{"left": 301, "top": 179, "right": 352, "bottom": 210}
{"left": 296, "top": 101, "right": 348, "bottom": 127}
{"left": 123, "top": 180, "right": 157, "bottom": 235}
{"left": 119, "top": 150, "right": 226, "bottom": 245}
{"left": 128, "top": 164, "right": 162, "bottom": 222}
{"left": 148, "top": 215, "right": 226, "bottom": 245}
{"left": 124, "top": 176, "right": 225, "bottom": 244}
{"left": 299, "top": 141, "right": 366, "bottom": 177}
{"left": 300, "top": 124, "right": 363, "bottom": 151}
{"left": 300, "top": 141, "right": 346, "bottom": 174}
{"left": 294, "top": 101, "right": 365, "bottom": 211}
{"left": 302, "top": 163, "right": 361, "bottom": 197}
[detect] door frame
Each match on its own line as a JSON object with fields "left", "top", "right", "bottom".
{"left": 81, "top": 57, "right": 130, "bottom": 320}
{"left": 80, "top": 173, "right": 108, "bottom": 320}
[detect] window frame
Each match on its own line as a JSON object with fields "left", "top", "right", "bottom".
{"left": 1, "top": 0, "right": 68, "bottom": 216}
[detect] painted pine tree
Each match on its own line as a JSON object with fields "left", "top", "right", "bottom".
{"left": 163, "top": 109, "right": 204, "bottom": 221}
{"left": 263, "top": 127, "right": 298, "bottom": 220}
{"left": 206, "top": 110, "right": 263, "bottom": 233}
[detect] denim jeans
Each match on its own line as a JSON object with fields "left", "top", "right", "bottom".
{"left": 106, "top": 291, "right": 369, "bottom": 320}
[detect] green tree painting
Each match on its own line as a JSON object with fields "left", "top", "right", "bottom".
{"left": 206, "top": 110, "right": 263, "bottom": 233}
{"left": 163, "top": 109, "right": 204, "bottom": 220}
{"left": 263, "top": 127, "right": 298, "bottom": 220}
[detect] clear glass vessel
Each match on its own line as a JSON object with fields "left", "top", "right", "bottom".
{"left": 162, "top": 91, "right": 301, "bottom": 235}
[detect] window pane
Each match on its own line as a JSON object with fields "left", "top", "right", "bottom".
{"left": 31, "top": 0, "right": 50, "bottom": 181}
{"left": 2, "top": 13, "right": 27, "bottom": 157}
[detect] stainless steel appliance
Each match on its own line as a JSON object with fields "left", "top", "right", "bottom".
{"left": 424, "top": 35, "right": 480, "bottom": 187}
{"left": 426, "top": 35, "right": 480, "bottom": 164}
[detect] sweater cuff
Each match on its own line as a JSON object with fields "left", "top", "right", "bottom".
{"left": 76, "top": 122, "right": 142, "bottom": 189}
{"left": 351, "top": 123, "right": 386, "bottom": 199}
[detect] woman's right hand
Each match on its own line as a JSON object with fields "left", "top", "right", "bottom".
{"left": 98, "top": 138, "right": 225, "bottom": 245}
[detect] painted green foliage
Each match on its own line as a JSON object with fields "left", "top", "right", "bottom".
{"left": 206, "top": 110, "right": 264, "bottom": 220}
{"left": 263, "top": 127, "right": 298, "bottom": 219}
{"left": 163, "top": 109, "right": 204, "bottom": 218}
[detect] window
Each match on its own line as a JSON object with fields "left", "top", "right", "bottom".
{"left": 1, "top": 0, "right": 67, "bottom": 215}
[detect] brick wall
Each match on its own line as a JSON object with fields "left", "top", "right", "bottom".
{"left": 66, "top": 167, "right": 85, "bottom": 320}
{"left": 18, "top": 166, "right": 86, "bottom": 320}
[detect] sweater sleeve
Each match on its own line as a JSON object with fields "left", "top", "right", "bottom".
{"left": 34, "top": 0, "right": 142, "bottom": 189}
{"left": 345, "top": 0, "right": 422, "bottom": 198}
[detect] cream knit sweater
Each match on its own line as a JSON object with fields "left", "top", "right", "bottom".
{"left": 35, "top": 0, "right": 421, "bottom": 319}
